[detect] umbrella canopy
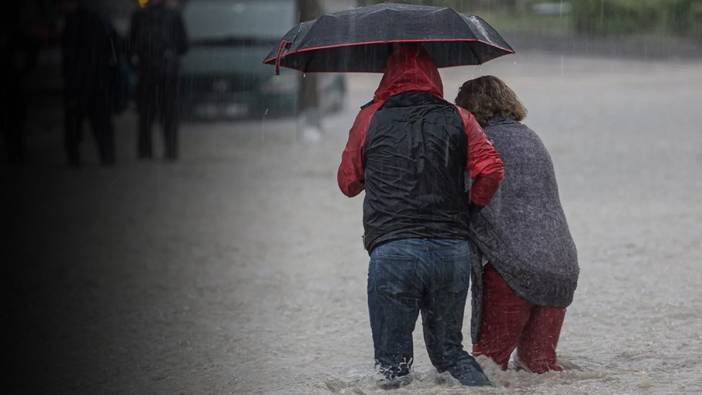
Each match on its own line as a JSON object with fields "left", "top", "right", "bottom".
{"left": 263, "top": 3, "right": 514, "bottom": 74}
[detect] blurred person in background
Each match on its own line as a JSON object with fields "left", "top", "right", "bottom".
{"left": 455, "top": 75, "right": 579, "bottom": 374}
{"left": 129, "top": 0, "right": 187, "bottom": 161}
{"left": 61, "top": 0, "right": 120, "bottom": 167}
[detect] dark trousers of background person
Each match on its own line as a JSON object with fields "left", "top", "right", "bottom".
{"left": 64, "top": 96, "right": 115, "bottom": 167}
{"left": 136, "top": 71, "right": 179, "bottom": 160}
{"left": 367, "top": 238, "right": 490, "bottom": 387}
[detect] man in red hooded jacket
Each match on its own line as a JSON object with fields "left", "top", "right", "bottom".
{"left": 337, "top": 45, "right": 504, "bottom": 388}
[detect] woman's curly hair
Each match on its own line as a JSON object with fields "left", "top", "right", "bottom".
{"left": 455, "top": 75, "right": 527, "bottom": 126}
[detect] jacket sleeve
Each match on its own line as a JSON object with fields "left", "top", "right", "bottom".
{"left": 337, "top": 102, "right": 381, "bottom": 197}
{"left": 456, "top": 106, "right": 505, "bottom": 206}
{"left": 128, "top": 12, "right": 139, "bottom": 62}
{"left": 174, "top": 11, "right": 188, "bottom": 55}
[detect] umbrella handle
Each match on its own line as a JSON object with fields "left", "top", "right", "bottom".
{"left": 275, "top": 40, "right": 290, "bottom": 75}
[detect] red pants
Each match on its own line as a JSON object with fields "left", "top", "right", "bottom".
{"left": 472, "top": 264, "right": 565, "bottom": 373}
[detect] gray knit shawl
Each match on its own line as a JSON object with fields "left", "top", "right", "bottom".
{"left": 469, "top": 116, "right": 579, "bottom": 343}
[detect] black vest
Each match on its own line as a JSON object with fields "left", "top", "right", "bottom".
{"left": 362, "top": 92, "right": 470, "bottom": 251}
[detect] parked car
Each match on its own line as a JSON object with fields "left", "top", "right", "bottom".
{"left": 180, "top": 0, "right": 346, "bottom": 120}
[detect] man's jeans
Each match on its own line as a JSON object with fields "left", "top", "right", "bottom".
{"left": 368, "top": 239, "right": 489, "bottom": 385}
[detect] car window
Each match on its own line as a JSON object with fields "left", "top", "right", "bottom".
{"left": 184, "top": 0, "right": 294, "bottom": 41}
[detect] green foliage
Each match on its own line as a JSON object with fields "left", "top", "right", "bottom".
{"left": 669, "top": 0, "right": 702, "bottom": 38}
{"left": 357, "top": 0, "right": 702, "bottom": 38}
{"left": 355, "top": 1, "right": 571, "bottom": 33}
{"left": 571, "top": 0, "right": 702, "bottom": 38}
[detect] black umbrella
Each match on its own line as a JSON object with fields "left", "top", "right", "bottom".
{"left": 263, "top": 3, "right": 514, "bottom": 74}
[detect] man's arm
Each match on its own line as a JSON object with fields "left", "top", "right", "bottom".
{"left": 127, "top": 12, "right": 139, "bottom": 66}
{"left": 174, "top": 11, "right": 188, "bottom": 55}
{"left": 337, "top": 102, "right": 381, "bottom": 197}
{"left": 456, "top": 106, "right": 505, "bottom": 206}
{"left": 61, "top": 15, "right": 81, "bottom": 103}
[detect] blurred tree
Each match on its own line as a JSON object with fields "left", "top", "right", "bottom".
{"left": 296, "top": 0, "right": 323, "bottom": 141}
{"left": 572, "top": 0, "right": 702, "bottom": 38}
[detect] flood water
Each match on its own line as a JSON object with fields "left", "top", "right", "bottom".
{"left": 6, "top": 51, "right": 702, "bottom": 394}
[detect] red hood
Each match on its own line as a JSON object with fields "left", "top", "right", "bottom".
{"left": 374, "top": 44, "right": 443, "bottom": 102}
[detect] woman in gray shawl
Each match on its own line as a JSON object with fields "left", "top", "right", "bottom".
{"left": 455, "top": 76, "right": 579, "bottom": 373}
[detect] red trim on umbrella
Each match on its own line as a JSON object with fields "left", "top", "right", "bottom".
{"left": 263, "top": 38, "right": 514, "bottom": 65}
{"left": 274, "top": 40, "right": 290, "bottom": 75}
